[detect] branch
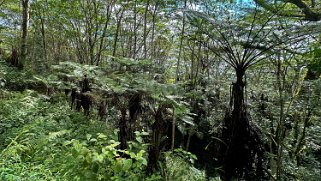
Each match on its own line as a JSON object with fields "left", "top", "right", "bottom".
{"left": 255, "top": 0, "right": 321, "bottom": 21}
{"left": 254, "top": 0, "right": 304, "bottom": 18}
{"left": 0, "top": 0, "right": 5, "bottom": 7}
{"left": 286, "top": 0, "right": 321, "bottom": 21}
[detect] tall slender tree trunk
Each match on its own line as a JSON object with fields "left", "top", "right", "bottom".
{"left": 20, "top": 0, "right": 29, "bottom": 69}
{"left": 143, "top": 0, "right": 150, "bottom": 59}
{"left": 185, "top": 130, "right": 192, "bottom": 151}
{"left": 90, "top": 0, "right": 99, "bottom": 65}
{"left": 176, "top": 0, "right": 187, "bottom": 82}
{"left": 275, "top": 55, "right": 286, "bottom": 180}
{"left": 87, "top": 9, "right": 94, "bottom": 64}
{"left": 194, "top": 41, "right": 202, "bottom": 86}
{"left": 133, "top": 0, "right": 137, "bottom": 59}
{"left": 40, "top": 8, "right": 47, "bottom": 62}
{"left": 96, "top": 4, "right": 112, "bottom": 65}
{"left": 150, "top": 2, "right": 158, "bottom": 59}
{"left": 190, "top": 41, "right": 195, "bottom": 81}
{"left": 112, "top": 8, "right": 124, "bottom": 57}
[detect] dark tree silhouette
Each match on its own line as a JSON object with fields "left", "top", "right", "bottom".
{"left": 81, "top": 75, "right": 91, "bottom": 93}
{"left": 186, "top": 4, "right": 306, "bottom": 180}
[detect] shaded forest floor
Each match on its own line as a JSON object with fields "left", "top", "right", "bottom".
{"left": 0, "top": 61, "right": 216, "bottom": 181}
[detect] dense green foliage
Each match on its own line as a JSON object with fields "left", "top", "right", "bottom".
{"left": 0, "top": 0, "right": 321, "bottom": 180}
{"left": 0, "top": 61, "right": 211, "bottom": 180}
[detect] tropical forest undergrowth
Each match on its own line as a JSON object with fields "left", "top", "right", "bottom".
{"left": 0, "top": 61, "right": 211, "bottom": 181}
{"left": 1, "top": 0, "right": 321, "bottom": 180}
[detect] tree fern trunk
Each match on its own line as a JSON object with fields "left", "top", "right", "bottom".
{"left": 220, "top": 66, "right": 265, "bottom": 180}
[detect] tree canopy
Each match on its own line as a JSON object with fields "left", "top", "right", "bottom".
{"left": 0, "top": 0, "right": 320, "bottom": 180}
